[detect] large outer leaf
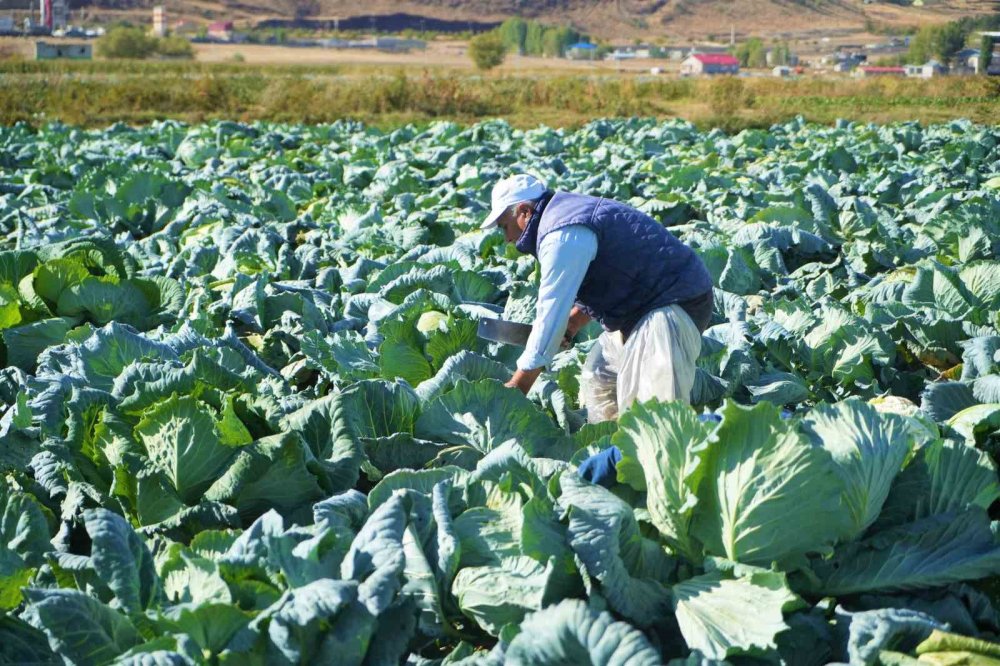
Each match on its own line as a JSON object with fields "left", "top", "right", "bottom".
{"left": 920, "top": 381, "right": 978, "bottom": 423}
{"left": 959, "top": 261, "right": 1000, "bottom": 311}
{"left": 134, "top": 395, "right": 235, "bottom": 504}
{"left": 21, "top": 588, "right": 141, "bottom": 666}
{"left": 836, "top": 607, "right": 946, "bottom": 666}
{"left": 37, "top": 322, "right": 179, "bottom": 393}
{"left": 0, "top": 250, "right": 39, "bottom": 286}
{"left": 335, "top": 379, "right": 421, "bottom": 441}
{"left": 948, "top": 404, "right": 1000, "bottom": 447}
{"left": 0, "top": 488, "right": 51, "bottom": 567}
{"left": 378, "top": 319, "right": 433, "bottom": 386}
{"left": 872, "top": 438, "right": 1000, "bottom": 531}
{"left": 57, "top": 277, "right": 153, "bottom": 328}
{"left": 902, "top": 262, "right": 976, "bottom": 318}
{"left": 811, "top": 508, "right": 1000, "bottom": 595}
{"left": 0, "top": 615, "right": 57, "bottom": 665}
{"left": 414, "top": 351, "right": 510, "bottom": 403}
{"left": 692, "top": 401, "right": 848, "bottom": 566}
{"left": 158, "top": 603, "right": 251, "bottom": 656}
{"left": 261, "top": 580, "right": 373, "bottom": 666}
{"left": 452, "top": 556, "right": 556, "bottom": 636}
{"left": 800, "top": 399, "right": 914, "bottom": 540}
{"left": 84, "top": 509, "right": 159, "bottom": 614}
{"left": 612, "top": 400, "right": 712, "bottom": 561}
{"left": 504, "top": 599, "right": 663, "bottom": 666}
{"left": 341, "top": 493, "right": 407, "bottom": 617}
{"left": 415, "top": 379, "right": 569, "bottom": 458}
{"left": 558, "top": 474, "right": 673, "bottom": 626}
{"left": 204, "top": 432, "right": 325, "bottom": 522}
{"left": 673, "top": 571, "right": 801, "bottom": 660}
{"left": 2, "top": 317, "right": 73, "bottom": 371}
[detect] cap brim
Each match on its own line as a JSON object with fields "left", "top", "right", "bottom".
{"left": 480, "top": 205, "right": 506, "bottom": 230}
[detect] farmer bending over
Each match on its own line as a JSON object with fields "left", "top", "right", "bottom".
{"left": 482, "top": 174, "right": 714, "bottom": 422}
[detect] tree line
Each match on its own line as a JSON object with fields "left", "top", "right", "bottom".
{"left": 903, "top": 15, "right": 1000, "bottom": 66}
{"left": 496, "top": 18, "right": 589, "bottom": 58}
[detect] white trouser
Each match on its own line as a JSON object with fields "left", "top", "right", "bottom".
{"left": 579, "top": 304, "right": 703, "bottom": 423}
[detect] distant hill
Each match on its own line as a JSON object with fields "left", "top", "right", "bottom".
{"left": 57, "top": 0, "right": 1000, "bottom": 39}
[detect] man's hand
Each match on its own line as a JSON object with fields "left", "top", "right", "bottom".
{"left": 505, "top": 367, "right": 544, "bottom": 395}
{"left": 561, "top": 306, "right": 592, "bottom": 349}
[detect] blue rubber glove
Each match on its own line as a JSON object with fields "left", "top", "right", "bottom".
{"left": 578, "top": 446, "right": 623, "bottom": 488}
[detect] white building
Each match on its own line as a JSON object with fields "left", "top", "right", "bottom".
{"left": 921, "top": 60, "right": 948, "bottom": 78}
{"left": 152, "top": 6, "right": 167, "bottom": 38}
{"left": 680, "top": 53, "right": 740, "bottom": 76}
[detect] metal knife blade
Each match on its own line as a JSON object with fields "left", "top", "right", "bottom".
{"left": 477, "top": 318, "right": 533, "bottom": 347}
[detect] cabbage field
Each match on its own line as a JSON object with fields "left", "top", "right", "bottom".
{"left": 2, "top": 117, "right": 1000, "bottom": 665}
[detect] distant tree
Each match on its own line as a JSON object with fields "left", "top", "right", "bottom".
{"left": 156, "top": 35, "right": 194, "bottom": 58}
{"left": 525, "top": 21, "right": 544, "bottom": 55}
{"left": 542, "top": 26, "right": 578, "bottom": 57}
{"left": 908, "top": 22, "right": 967, "bottom": 64}
{"left": 734, "top": 37, "right": 766, "bottom": 68}
{"left": 772, "top": 41, "right": 791, "bottom": 66}
{"left": 934, "top": 22, "right": 965, "bottom": 62}
{"left": 980, "top": 33, "right": 994, "bottom": 73}
{"left": 469, "top": 32, "right": 506, "bottom": 70}
{"left": 95, "top": 26, "right": 157, "bottom": 59}
{"left": 498, "top": 18, "right": 527, "bottom": 54}
{"left": 906, "top": 26, "right": 933, "bottom": 64}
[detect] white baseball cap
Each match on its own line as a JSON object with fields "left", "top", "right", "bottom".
{"left": 480, "top": 174, "right": 547, "bottom": 230}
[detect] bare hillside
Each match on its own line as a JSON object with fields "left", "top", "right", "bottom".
{"left": 63, "top": 0, "right": 1000, "bottom": 39}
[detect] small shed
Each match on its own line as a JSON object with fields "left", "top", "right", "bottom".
{"left": 566, "top": 42, "right": 598, "bottom": 60}
{"left": 772, "top": 65, "right": 792, "bottom": 77}
{"left": 680, "top": 53, "right": 740, "bottom": 76}
{"left": 35, "top": 41, "right": 92, "bottom": 60}
{"left": 921, "top": 60, "right": 948, "bottom": 78}
{"left": 857, "top": 66, "right": 905, "bottom": 78}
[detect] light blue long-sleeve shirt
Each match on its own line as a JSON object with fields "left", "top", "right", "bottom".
{"left": 517, "top": 225, "right": 598, "bottom": 371}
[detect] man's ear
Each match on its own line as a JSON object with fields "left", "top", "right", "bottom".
{"left": 516, "top": 202, "right": 534, "bottom": 228}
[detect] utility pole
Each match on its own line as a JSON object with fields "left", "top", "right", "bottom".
{"left": 730, "top": 24, "right": 735, "bottom": 47}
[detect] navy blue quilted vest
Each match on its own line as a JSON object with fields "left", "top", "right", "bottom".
{"left": 516, "top": 191, "right": 712, "bottom": 336}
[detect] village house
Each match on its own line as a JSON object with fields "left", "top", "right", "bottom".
{"left": 566, "top": 42, "right": 598, "bottom": 60}
{"left": 857, "top": 65, "right": 906, "bottom": 78}
{"left": 35, "top": 41, "right": 92, "bottom": 60}
{"left": 680, "top": 53, "right": 740, "bottom": 76}
{"left": 952, "top": 48, "right": 980, "bottom": 74}
{"left": 921, "top": 60, "right": 948, "bottom": 78}
{"left": 207, "top": 21, "right": 246, "bottom": 43}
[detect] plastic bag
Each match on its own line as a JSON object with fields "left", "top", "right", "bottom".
{"left": 579, "top": 304, "right": 703, "bottom": 423}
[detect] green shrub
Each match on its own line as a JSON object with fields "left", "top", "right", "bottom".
{"left": 468, "top": 33, "right": 506, "bottom": 71}
{"left": 156, "top": 36, "right": 194, "bottom": 59}
{"left": 95, "top": 26, "right": 158, "bottom": 60}
{"left": 706, "top": 76, "right": 751, "bottom": 117}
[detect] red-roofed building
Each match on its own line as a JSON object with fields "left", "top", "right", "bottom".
{"left": 681, "top": 53, "right": 740, "bottom": 76}
{"left": 207, "top": 21, "right": 246, "bottom": 42}
{"left": 857, "top": 66, "right": 905, "bottom": 78}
